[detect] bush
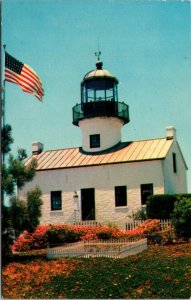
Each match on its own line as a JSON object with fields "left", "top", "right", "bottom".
{"left": 126, "top": 219, "right": 161, "bottom": 242}
{"left": 13, "top": 224, "right": 86, "bottom": 251}
{"left": 96, "top": 226, "right": 114, "bottom": 240}
{"left": 12, "top": 231, "right": 34, "bottom": 252}
{"left": 161, "top": 226, "right": 174, "bottom": 245}
{"left": 31, "top": 225, "right": 49, "bottom": 249}
{"left": 12, "top": 220, "right": 174, "bottom": 251}
{"left": 129, "top": 209, "right": 148, "bottom": 221}
{"left": 146, "top": 194, "right": 177, "bottom": 219}
{"left": 171, "top": 197, "right": 191, "bottom": 239}
{"left": 46, "top": 225, "right": 81, "bottom": 245}
{"left": 12, "top": 224, "right": 122, "bottom": 251}
{"left": 12, "top": 225, "right": 49, "bottom": 252}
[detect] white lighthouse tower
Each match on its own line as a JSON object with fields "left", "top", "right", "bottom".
{"left": 72, "top": 53, "right": 130, "bottom": 153}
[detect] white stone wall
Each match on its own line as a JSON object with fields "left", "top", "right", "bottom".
{"left": 79, "top": 117, "right": 123, "bottom": 152}
{"left": 163, "top": 141, "right": 187, "bottom": 193}
{"left": 19, "top": 159, "right": 166, "bottom": 225}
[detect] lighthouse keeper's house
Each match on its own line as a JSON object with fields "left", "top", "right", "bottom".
{"left": 18, "top": 58, "right": 188, "bottom": 227}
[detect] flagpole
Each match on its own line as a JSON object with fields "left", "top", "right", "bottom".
{"left": 2, "top": 44, "right": 6, "bottom": 128}
{"left": 1, "top": 44, "right": 6, "bottom": 172}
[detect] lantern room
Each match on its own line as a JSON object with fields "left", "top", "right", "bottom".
{"left": 81, "top": 60, "right": 119, "bottom": 103}
{"left": 72, "top": 57, "right": 129, "bottom": 127}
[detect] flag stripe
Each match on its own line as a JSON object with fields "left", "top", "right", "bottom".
{"left": 5, "top": 75, "right": 43, "bottom": 101}
{"left": 20, "top": 72, "right": 44, "bottom": 96}
{"left": 5, "top": 51, "right": 44, "bottom": 102}
{"left": 5, "top": 67, "right": 44, "bottom": 100}
{"left": 5, "top": 76, "right": 43, "bottom": 101}
{"left": 23, "top": 65, "right": 44, "bottom": 89}
{"left": 19, "top": 68, "right": 44, "bottom": 94}
{"left": 24, "top": 65, "right": 43, "bottom": 85}
{"left": 6, "top": 77, "right": 42, "bottom": 101}
{"left": 5, "top": 68, "right": 44, "bottom": 96}
{"left": 5, "top": 69, "right": 44, "bottom": 98}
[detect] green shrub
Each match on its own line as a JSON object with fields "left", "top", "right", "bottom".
{"left": 129, "top": 209, "right": 148, "bottom": 221}
{"left": 146, "top": 194, "right": 191, "bottom": 220}
{"left": 48, "top": 226, "right": 66, "bottom": 244}
{"left": 171, "top": 197, "right": 191, "bottom": 239}
{"left": 96, "top": 227, "right": 113, "bottom": 240}
{"left": 46, "top": 225, "right": 81, "bottom": 245}
{"left": 146, "top": 194, "right": 177, "bottom": 219}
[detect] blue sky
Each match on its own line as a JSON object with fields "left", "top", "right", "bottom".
{"left": 2, "top": 0, "right": 191, "bottom": 192}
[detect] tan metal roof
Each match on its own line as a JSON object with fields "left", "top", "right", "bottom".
{"left": 25, "top": 138, "right": 173, "bottom": 171}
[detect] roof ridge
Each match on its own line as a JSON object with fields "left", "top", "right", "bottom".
{"left": 133, "top": 137, "right": 166, "bottom": 143}
{"left": 42, "top": 146, "right": 80, "bottom": 152}
{"left": 38, "top": 137, "right": 167, "bottom": 154}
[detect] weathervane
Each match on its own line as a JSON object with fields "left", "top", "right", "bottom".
{"left": 95, "top": 50, "right": 101, "bottom": 61}
{"left": 95, "top": 39, "right": 101, "bottom": 61}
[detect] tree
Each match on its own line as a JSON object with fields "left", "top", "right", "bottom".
{"left": 1, "top": 124, "right": 39, "bottom": 260}
{"left": 171, "top": 197, "right": 191, "bottom": 239}
{"left": 1, "top": 124, "right": 14, "bottom": 154}
{"left": 26, "top": 186, "right": 43, "bottom": 232}
{"left": 2, "top": 148, "right": 37, "bottom": 196}
{"left": 8, "top": 187, "right": 43, "bottom": 237}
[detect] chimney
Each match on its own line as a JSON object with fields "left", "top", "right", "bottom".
{"left": 166, "top": 126, "right": 176, "bottom": 140}
{"left": 32, "top": 142, "right": 44, "bottom": 155}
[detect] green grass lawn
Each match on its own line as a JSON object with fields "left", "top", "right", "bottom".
{"left": 2, "top": 243, "right": 191, "bottom": 299}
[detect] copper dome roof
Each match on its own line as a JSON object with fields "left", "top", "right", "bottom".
{"left": 83, "top": 61, "right": 118, "bottom": 83}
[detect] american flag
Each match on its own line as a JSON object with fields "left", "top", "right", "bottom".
{"left": 5, "top": 52, "right": 44, "bottom": 102}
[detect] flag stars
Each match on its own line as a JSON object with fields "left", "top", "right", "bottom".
{"left": 5, "top": 53, "right": 23, "bottom": 75}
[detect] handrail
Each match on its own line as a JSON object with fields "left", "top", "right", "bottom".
{"left": 72, "top": 101, "right": 129, "bottom": 126}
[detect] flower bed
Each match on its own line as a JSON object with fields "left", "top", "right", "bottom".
{"left": 12, "top": 219, "right": 173, "bottom": 252}
{"left": 3, "top": 243, "right": 191, "bottom": 299}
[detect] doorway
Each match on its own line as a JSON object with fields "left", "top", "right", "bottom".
{"left": 81, "top": 188, "right": 95, "bottom": 220}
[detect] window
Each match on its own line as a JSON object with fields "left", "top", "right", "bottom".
{"left": 51, "top": 191, "right": 62, "bottom": 210}
{"left": 141, "top": 184, "right": 153, "bottom": 205}
{"left": 173, "top": 152, "right": 177, "bottom": 173}
{"left": 115, "top": 186, "right": 127, "bottom": 207}
{"left": 90, "top": 134, "right": 100, "bottom": 148}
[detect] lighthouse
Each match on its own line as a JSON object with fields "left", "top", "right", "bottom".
{"left": 72, "top": 53, "right": 130, "bottom": 153}
{"left": 20, "top": 53, "right": 187, "bottom": 225}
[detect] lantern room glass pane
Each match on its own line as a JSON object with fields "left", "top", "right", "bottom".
{"left": 81, "top": 79, "right": 118, "bottom": 103}
{"left": 87, "top": 89, "right": 94, "bottom": 101}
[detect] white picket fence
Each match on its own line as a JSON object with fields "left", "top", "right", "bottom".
{"left": 125, "top": 219, "right": 171, "bottom": 231}
{"left": 125, "top": 220, "right": 145, "bottom": 231}
{"left": 72, "top": 219, "right": 171, "bottom": 231}
{"left": 73, "top": 221, "right": 100, "bottom": 227}
{"left": 47, "top": 238, "right": 147, "bottom": 259}
{"left": 159, "top": 219, "right": 171, "bottom": 231}
{"left": 46, "top": 219, "right": 171, "bottom": 259}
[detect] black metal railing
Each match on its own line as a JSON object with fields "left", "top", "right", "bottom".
{"left": 72, "top": 101, "right": 129, "bottom": 126}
